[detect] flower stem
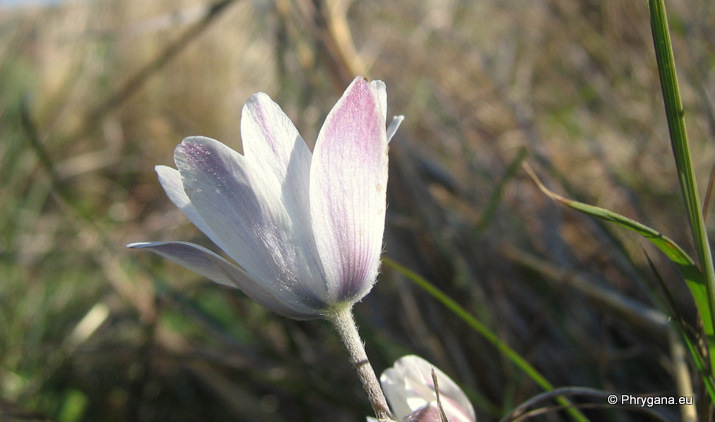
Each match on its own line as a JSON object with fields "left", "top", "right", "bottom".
{"left": 327, "top": 305, "right": 393, "bottom": 421}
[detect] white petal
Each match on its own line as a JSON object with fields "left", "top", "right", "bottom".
{"left": 127, "top": 241, "right": 245, "bottom": 288}
{"left": 241, "top": 92, "right": 312, "bottom": 193}
{"left": 382, "top": 356, "right": 476, "bottom": 422}
{"left": 155, "top": 165, "right": 229, "bottom": 252}
{"left": 240, "top": 93, "right": 325, "bottom": 282}
{"left": 381, "top": 366, "right": 420, "bottom": 418}
{"left": 310, "top": 77, "right": 389, "bottom": 303}
{"left": 370, "top": 79, "right": 387, "bottom": 123}
{"left": 240, "top": 93, "right": 313, "bottom": 220}
{"left": 174, "top": 136, "right": 328, "bottom": 307}
{"left": 387, "top": 115, "right": 404, "bottom": 144}
{"left": 127, "top": 241, "right": 321, "bottom": 319}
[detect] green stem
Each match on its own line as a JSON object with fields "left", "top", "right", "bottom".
{"left": 648, "top": 0, "right": 715, "bottom": 368}
{"left": 327, "top": 305, "right": 394, "bottom": 421}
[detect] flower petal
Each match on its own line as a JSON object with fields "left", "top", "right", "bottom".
{"left": 381, "top": 356, "right": 476, "bottom": 422}
{"left": 155, "top": 165, "right": 229, "bottom": 252}
{"left": 174, "top": 136, "right": 328, "bottom": 309}
{"left": 240, "top": 93, "right": 324, "bottom": 280}
{"left": 387, "top": 115, "right": 404, "bottom": 144}
{"left": 241, "top": 92, "right": 312, "bottom": 200}
{"left": 310, "top": 77, "right": 389, "bottom": 302}
{"left": 381, "top": 365, "right": 424, "bottom": 418}
{"left": 127, "top": 241, "right": 245, "bottom": 288}
{"left": 372, "top": 79, "right": 388, "bottom": 122}
{"left": 405, "top": 404, "right": 442, "bottom": 422}
{"left": 126, "top": 241, "right": 320, "bottom": 319}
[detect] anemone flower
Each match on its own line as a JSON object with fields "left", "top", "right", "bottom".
{"left": 377, "top": 355, "right": 476, "bottom": 422}
{"left": 128, "top": 77, "right": 403, "bottom": 420}
{"left": 128, "top": 76, "right": 402, "bottom": 319}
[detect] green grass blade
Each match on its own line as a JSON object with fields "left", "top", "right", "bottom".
{"left": 524, "top": 164, "right": 699, "bottom": 277}
{"left": 382, "top": 257, "right": 590, "bottom": 422}
{"left": 646, "top": 254, "right": 715, "bottom": 404}
{"left": 524, "top": 163, "right": 713, "bottom": 367}
{"left": 681, "top": 330, "right": 715, "bottom": 403}
{"left": 649, "top": 0, "right": 715, "bottom": 368}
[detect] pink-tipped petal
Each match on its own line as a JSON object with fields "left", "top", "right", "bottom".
{"left": 310, "top": 77, "right": 389, "bottom": 302}
{"left": 126, "top": 241, "right": 320, "bottom": 319}
{"left": 174, "top": 136, "right": 327, "bottom": 307}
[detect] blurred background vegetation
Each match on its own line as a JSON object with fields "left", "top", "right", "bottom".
{"left": 1, "top": 0, "right": 713, "bottom": 420}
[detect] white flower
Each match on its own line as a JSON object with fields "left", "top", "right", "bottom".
{"left": 128, "top": 77, "right": 403, "bottom": 319}
{"left": 377, "top": 355, "right": 476, "bottom": 422}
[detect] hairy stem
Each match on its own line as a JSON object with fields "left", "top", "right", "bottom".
{"left": 327, "top": 305, "right": 393, "bottom": 421}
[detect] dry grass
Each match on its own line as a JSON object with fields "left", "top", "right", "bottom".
{"left": 1, "top": 0, "right": 713, "bottom": 420}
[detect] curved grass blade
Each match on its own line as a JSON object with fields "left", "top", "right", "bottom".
{"left": 382, "top": 257, "right": 590, "bottom": 422}
{"left": 524, "top": 163, "right": 695, "bottom": 273}
{"left": 524, "top": 163, "right": 713, "bottom": 368}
